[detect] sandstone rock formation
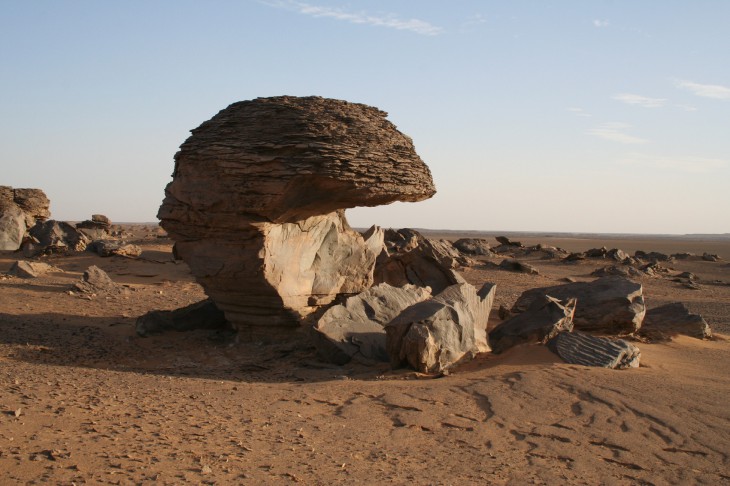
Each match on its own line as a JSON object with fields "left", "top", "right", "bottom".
{"left": 0, "top": 186, "right": 50, "bottom": 251}
{"left": 158, "top": 96, "right": 435, "bottom": 340}
{"left": 453, "top": 238, "right": 492, "bottom": 256}
{"left": 498, "top": 258, "right": 539, "bottom": 275}
{"left": 88, "top": 240, "right": 142, "bottom": 258}
{"left": 512, "top": 276, "right": 646, "bottom": 334}
{"left": 547, "top": 332, "right": 641, "bottom": 369}
{"left": 489, "top": 295, "right": 576, "bottom": 354}
{"left": 311, "top": 283, "right": 432, "bottom": 365}
{"left": 386, "top": 282, "right": 496, "bottom": 373}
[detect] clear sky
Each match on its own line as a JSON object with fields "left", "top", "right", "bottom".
{"left": 2, "top": 1, "right": 728, "bottom": 234}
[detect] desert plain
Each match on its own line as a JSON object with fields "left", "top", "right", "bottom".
{"left": 1, "top": 225, "right": 729, "bottom": 485}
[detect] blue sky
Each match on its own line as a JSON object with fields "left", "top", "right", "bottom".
{"left": 2, "top": 1, "right": 728, "bottom": 234}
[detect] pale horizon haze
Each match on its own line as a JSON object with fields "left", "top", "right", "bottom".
{"left": 2, "top": 1, "right": 729, "bottom": 235}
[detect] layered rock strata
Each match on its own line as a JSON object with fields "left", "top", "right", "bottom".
{"left": 158, "top": 96, "right": 435, "bottom": 340}
{"left": 0, "top": 186, "right": 50, "bottom": 251}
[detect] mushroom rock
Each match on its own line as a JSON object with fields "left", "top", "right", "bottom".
{"left": 158, "top": 96, "right": 436, "bottom": 340}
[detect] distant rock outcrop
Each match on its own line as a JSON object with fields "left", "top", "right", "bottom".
{"left": 0, "top": 186, "right": 50, "bottom": 251}
{"left": 158, "top": 96, "right": 435, "bottom": 340}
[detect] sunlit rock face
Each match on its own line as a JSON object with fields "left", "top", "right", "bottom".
{"left": 159, "top": 96, "right": 435, "bottom": 340}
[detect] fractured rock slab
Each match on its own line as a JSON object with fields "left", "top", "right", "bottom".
{"left": 386, "top": 282, "right": 496, "bottom": 373}
{"left": 375, "top": 228, "right": 466, "bottom": 295}
{"left": 640, "top": 302, "right": 712, "bottom": 340}
{"left": 311, "top": 283, "right": 432, "bottom": 365}
{"left": 8, "top": 260, "right": 60, "bottom": 278}
{"left": 512, "top": 276, "right": 646, "bottom": 334}
{"left": 489, "top": 295, "right": 576, "bottom": 354}
{"left": 547, "top": 332, "right": 641, "bottom": 369}
{"left": 158, "top": 96, "right": 435, "bottom": 340}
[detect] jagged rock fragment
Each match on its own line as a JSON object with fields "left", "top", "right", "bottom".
{"left": 311, "top": 283, "right": 432, "bottom": 365}
{"left": 375, "top": 228, "right": 466, "bottom": 294}
{"left": 548, "top": 332, "right": 641, "bottom": 369}
{"left": 23, "top": 220, "right": 89, "bottom": 257}
{"left": 74, "top": 265, "right": 119, "bottom": 294}
{"left": 512, "top": 276, "right": 646, "bottom": 334}
{"left": 386, "top": 282, "right": 496, "bottom": 373}
{"left": 489, "top": 295, "right": 576, "bottom": 354}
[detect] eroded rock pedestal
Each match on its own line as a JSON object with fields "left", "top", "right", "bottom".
{"left": 158, "top": 96, "right": 435, "bottom": 340}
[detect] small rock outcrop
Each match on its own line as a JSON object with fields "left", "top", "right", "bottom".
{"left": 453, "top": 238, "right": 492, "bottom": 256}
{"left": 0, "top": 186, "right": 50, "bottom": 251}
{"left": 386, "top": 282, "right": 496, "bottom": 373}
{"left": 512, "top": 276, "right": 646, "bottom": 334}
{"left": 498, "top": 258, "right": 539, "bottom": 275}
{"left": 8, "top": 260, "right": 59, "bottom": 278}
{"left": 88, "top": 240, "right": 142, "bottom": 258}
{"left": 158, "top": 96, "right": 435, "bottom": 340}
{"left": 489, "top": 295, "right": 576, "bottom": 354}
{"left": 311, "top": 283, "right": 432, "bottom": 365}
{"left": 76, "top": 214, "right": 112, "bottom": 240}
{"left": 136, "top": 299, "right": 230, "bottom": 336}
{"left": 640, "top": 303, "right": 712, "bottom": 340}
{"left": 375, "top": 228, "right": 466, "bottom": 294}
{"left": 547, "top": 332, "right": 641, "bottom": 369}
{"left": 74, "top": 265, "right": 119, "bottom": 294}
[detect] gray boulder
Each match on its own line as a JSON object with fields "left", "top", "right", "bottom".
{"left": 136, "top": 299, "right": 230, "bottom": 336}
{"left": 311, "top": 283, "right": 432, "bottom": 365}
{"left": 547, "top": 332, "right": 641, "bottom": 369}
{"left": 512, "top": 276, "right": 646, "bottom": 334}
{"left": 386, "top": 282, "right": 496, "bottom": 373}
{"left": 640, "top": 303, "right": 712, "bottom": 340}
{"left": 489, "top": 295, "right": 576, "bottom": 354}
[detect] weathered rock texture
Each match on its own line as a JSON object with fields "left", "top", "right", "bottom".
{"left": 512, "top": 276, "right": 646, "bottom": 334}
{"left": 24, "top": 220, "right": 89, "bottom": 257}
{"left": 640, "top": 303, "right": 712, "bottom": 341}
{"left": 158, "top": 96, "right": 435, "bottom": 340}
{"left": 311, "top": 283, "right": 432, "bottom": 365}
{"left": 0, "top": 186, "right": 50, "bottom": 251}
{"left": 375, "top": 228, "right": 466, "bottom": 294}
{"left": 547, "top": 332, "right": 641, "bottom": 369}
{"left": 8, "top": 261, "right": 60, "bottom": 278}
{"left": 77, "top": 214, "right": 112, "bottom": 240}
{"left": 489, "top": 295, "right": 576, "bottom": 354}
{"left": 74, "top": 265, "right": 120, "bottom": 294}
{"left": 386, "top": 282, "right": 496, "bottom": 373}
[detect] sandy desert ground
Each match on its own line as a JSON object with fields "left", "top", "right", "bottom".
{"left": 1, "top": 225, "right": 729, "bottom": 485}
